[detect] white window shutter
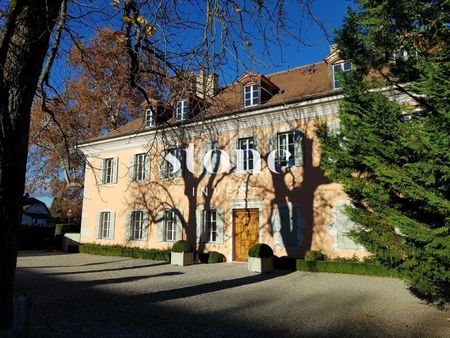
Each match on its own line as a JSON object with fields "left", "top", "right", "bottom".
{"left": 125, "top": 212, "right": 131, "bottom": 240}
{"left": 159, "top": 150, "right": 167, "bottom": 179}
{"left": 175, "top": 208, "right": 183, "bottom": 241}
{"left": 142, "top": 211, "right": 149, "bottom": 241}
{"left": 292, "top": 204, "right": 304, "bottom": 247}
{"left": 109, "top": 212, "right": 115, "bottom": 240}
{"left": 176, "top": 149, "right": 184, "bottom": 178}
{"left": 335, "top": 203, "right": 362, "bottom": 250}
{"left": 128, "top": 154, "right": 135, "bottom": 181}
{"left": 294, "top": 130, "right": 305, "bottom": 167}
{"left": 99, "top": 160, "right": 104, "bottom": 185}
{"left": 216, "top": 208, "right": 225, "bottom": 244}
{"left": 195, "top": 209, "right": 203, "bottom": 243}
{"left": 270, "top": 205, "right": 283, "bottom": 247}
{"left": 144, "top": 154, "right": 150, "bottom": 181}
{"left": 267, "top": 134, "right": 277, "bottom": 155}
{"left": 156, "top": 210, "right": 165, "bottom": 241}
{"left": 95, "top": 212, "right": 101, "bottom": 239}
{"left": 228, "top": 136, "right": 237, "bottom": 172}
{"left": 200, "top": 141, "right": 211, "bottom": 175}
{"left": 252, "top": 136, "right": 262, "bottom": 172}
{"left": 112, "top": 157, "right": 119, "bottom": 184}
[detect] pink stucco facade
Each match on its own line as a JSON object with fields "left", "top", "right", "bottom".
{"left": 79, "top": 86, "right": 368, "bottom": 261}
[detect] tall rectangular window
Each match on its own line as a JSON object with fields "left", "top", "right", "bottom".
{"left": 145, "top": 108, "right": 155, "bottom": 127}
{"left": 131, "top": 210, "right": 144, "bottom": 240}
{"left": 165, "top": 210, "right": 176, "bottom": 241}
{"left": 100, "top": 212, "right": 110, "bottom": 239}
{"left": 277, "top": 132, "right": 295, "bottom": 167}
{"left": 176, "top": 100, "right": 188, "bottom": 121}
{"left": 244, "top": 85, "right": 259, "bottom": 107}
{"left": 238, "top": 137, "right": 254, "bottom": 172}
{"left": 203, "top": 209, "right": 217, "bottom": 242}
{"left": 103, "top": 158, "right": 113, "bottom": 184}
{"left": 162, "top": 147, "right": 183, "bottom": 178}
{"left": 333, "top": 62, "right": 352, "bottom": 89}
{"left": 134, "top": 153, "right": 146, "bottom": 181}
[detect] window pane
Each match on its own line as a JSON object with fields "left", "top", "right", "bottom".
{"left": 343, "top": 62, "right": 352, "bottom": 71}
{"left": 103, "top": 158, "right": 113, "bottom": 184}
{"left": 132, "top": 211, "right": 143, "bottom": 240}
{"left": 278, "top": 132, "right": 295, "bottom": 167}
{"left": 165, "top": 211, "right": 175, "bottom": 241}
{"left": 145, "top": 109, "right": 154, "bottom": 127}
{"left": 135, "top": 154, "right": 145, "bottom": 181}
{"left": 101, "top": 212, "right": 110, "bottom": 239}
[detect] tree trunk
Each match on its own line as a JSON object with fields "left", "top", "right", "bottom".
{"left": 0, "top": 0, "right": 63, "bottom": 328}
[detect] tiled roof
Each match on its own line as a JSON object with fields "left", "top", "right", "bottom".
{"left": 84, "top": 60, "right": 336, "bottom": 143}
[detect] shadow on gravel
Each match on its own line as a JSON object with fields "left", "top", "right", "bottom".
{"left": 13, "top": 262, "right": 443, "bottom": 337}
{"left": 142, "top": 270, "right": 292, "bottom": 303}
{"left": 41, "top": 261, "right": 169, "bottom": 276}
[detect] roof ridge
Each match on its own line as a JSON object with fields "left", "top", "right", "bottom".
{"left": 265, "top": 60, "right": 325, "bottom": 77}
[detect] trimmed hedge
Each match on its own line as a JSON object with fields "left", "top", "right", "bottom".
{"left": 80, "top": 244, "right": 170, "bottom": 261}
{"left": 304, "top": 250, "right": 326, "bottom": 261}
{"left": 248, "top": 243, "right": 274, "bottom": 258}
{"left": 296, "top": 260, "right": 399, "bottom": 277}
{"left": 207, "top": 251, "right": 226, "bottom": 264}
{"left": 171, "top": 240, "right": 194, "bottom": 253}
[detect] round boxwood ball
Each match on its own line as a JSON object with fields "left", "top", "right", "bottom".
{"left": 171, "top": 240, "right": 194, "bottom": 253}
{"left": 248, "top": 243, "right": 274, "bottom": 258}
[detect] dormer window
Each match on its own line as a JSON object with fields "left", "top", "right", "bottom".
{"left": 176, "top": 100, "right": 188, "bottom": 121}
{"left": 145, "top": 108, "right": 155, "bottom": 127}
{"left": 244, "top": 84, "right": 259, "bottom": 107}
{"left": 332, "top": 61, "right": 352, "bottom": 89}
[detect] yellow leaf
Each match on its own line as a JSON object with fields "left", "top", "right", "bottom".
{"left": 235, "top": 7, "right": 242, "bottom": 13}
{"left": 122, "top": 16, "right": 132, "bottom": 23}
{"left": 113, "top": 32, "right": 127, "bottom": 44}
{"left": 145, "top": 25, "right": 156, "bottom": 36}
{"left": 137, "top": 16, "right": 148, "bottom": 24}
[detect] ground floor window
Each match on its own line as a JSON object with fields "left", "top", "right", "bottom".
{"left": 203, "top": 209, "right": 217, "bottom": 242}
{"left": 131, "top": 210, "right": 144, "bottom": 240}
{"left": 165, "top": 210, "right": 176, "bottom": 241}
{"left": 99, "top": 212, "right": 110, "bottom": 239}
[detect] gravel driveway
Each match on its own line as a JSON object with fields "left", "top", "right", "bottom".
{"left": 8, "top": 251, "right": 450, "bottom": 337}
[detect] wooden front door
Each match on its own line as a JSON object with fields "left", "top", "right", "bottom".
{"left": 233, "top": 209, "right": 259, "bottom": 261}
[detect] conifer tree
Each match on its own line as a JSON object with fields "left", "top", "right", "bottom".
{"left": 317, "top": 0, "right": 449, "bottom": 301}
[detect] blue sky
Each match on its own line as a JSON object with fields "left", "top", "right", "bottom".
{"left": 32, "top": 0, "right": 353, "bottom": 207}
{"left": 235, "top": 0, "right": 354, "bottom": 76}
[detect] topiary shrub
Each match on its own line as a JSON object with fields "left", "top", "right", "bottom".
{"left": 171, "top": 240, "right": 194, "bottom": 253}
{"left": 248, "top": 243, "right": 273, "bottom": 258}
{"left": 304, "top": 250, "right": 326, "bottom": 261}
{"left": 208, "top": 251, "right": 225, "bottom": 263}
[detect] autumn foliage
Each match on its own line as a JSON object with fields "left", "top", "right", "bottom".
{"left": 28, "top": 28, "right": 156, "bottom": 221}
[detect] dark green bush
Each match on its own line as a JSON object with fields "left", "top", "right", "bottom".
{"left": 304, "top": 250, "right": 326, "bottom": 261}
{"left": 248, "top": 243, "right": 273, "bottom": 258}
{"left": 207, "top": 251, "right": 225, "bottom": 264}
{"left": 171, "top": 240, "right": 194, "bottom": 253}
{"left": 330, "top": 254, "right": 360, "bottom": 263}
{"left": 79, "top": 244, "right": 170, "bottom": 261}
{"left": 296, "top": 260, "right": 399, "bottom": 277}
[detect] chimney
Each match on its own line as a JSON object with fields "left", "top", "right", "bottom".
{"left": 196, "top": 71, "right": 218, "bottom": 99}
{"left": 329, "top": 44, "right": 338, "bottom": 54}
